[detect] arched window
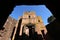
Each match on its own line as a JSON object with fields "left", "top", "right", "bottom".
{"left": 38, "top": 20, "right": 40, "bottom": 22}
{"left": 29, "top": 15, "right": 30, "bottom": 18}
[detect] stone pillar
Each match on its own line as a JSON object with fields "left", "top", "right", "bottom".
{"left": 12, "top": 17, "right": 20, "bottom": 40}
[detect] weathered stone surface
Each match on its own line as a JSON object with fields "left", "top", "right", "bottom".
{"left": 0, "top": 16, "right": 17, "bottom": 40}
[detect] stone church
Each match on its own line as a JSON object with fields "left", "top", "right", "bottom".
{"left": 0, "top": 11, "right": 48, "bottom": 40}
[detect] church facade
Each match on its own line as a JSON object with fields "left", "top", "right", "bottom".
{"left": 0, "top": 11, "right": 47, "bottom": 40}
{"left": 12, "top": 11, "right": 47, "bottom": 40}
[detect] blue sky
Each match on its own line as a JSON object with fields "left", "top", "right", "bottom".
{"left": 10, "top": 5, "right": 52, "bottom": 25}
